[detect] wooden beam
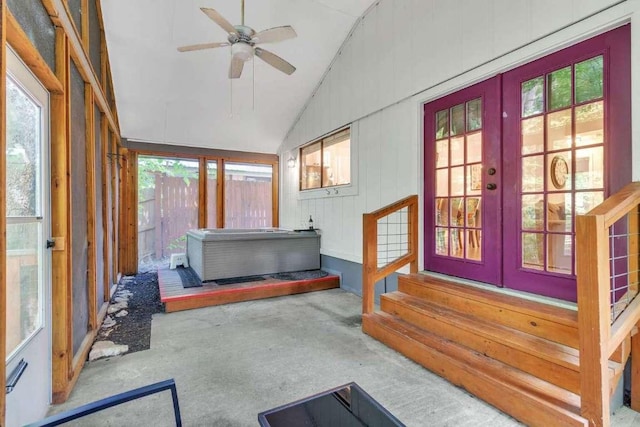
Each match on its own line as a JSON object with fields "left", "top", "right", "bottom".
{"left": 198, "top": 157, "right": 207, "bottom": 228}
{"left": 217, "top": 159, "right": 225, "bottom": 228}
{"left": 631, "top": 321, "right": 640, "bottom": 411}
{"left": 81, "top": 0, "right": 89, "bottom": 52}
{"left": 362, "top": 212, "right": 377, "bottom": 314}
{"left": 51, "top": 27, "right": 73, "bottom": 404}
{"left": 576, "top": 214, "right": 612, "bottom": 426}
{"left": 101, "top": 111, "right": 110, "bottom": 302}
{"left": 111, "top": 133, "right": 119, "bottom": 280}
{"left": 85, "top": 84, "right": 97, "bottom": 330}
{"left": 0, "top": 1, "right": 8, "bottom": 424}
{"left": 5, "top": 9, "right": 63, "bottom": 94}
{"left": 272, "top": 161, "right": 279, "bottom": 227}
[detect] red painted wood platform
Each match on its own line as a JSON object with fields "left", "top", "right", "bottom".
{"left": 158, "top": 268, "right": 340, "bottom": 312}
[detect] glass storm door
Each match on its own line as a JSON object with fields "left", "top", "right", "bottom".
{"left": 424, "top": 77, "right": 502, "bottom": 284}
{"left": 5, "top": 47, "right": 52, "bottom": 426}
{"left": 424, "top": 26, "right": 630, "bottom": 301}
{"left": 502, "top": 25, "right": 630, "bottom": 301}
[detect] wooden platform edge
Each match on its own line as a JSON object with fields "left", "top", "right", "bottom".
{"left": 362, "top": 313, "right": 588, "bottom": 427}
{"left": 163, "top": 276, "right": 340, "bottom": 312}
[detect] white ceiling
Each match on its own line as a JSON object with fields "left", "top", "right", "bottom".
{"left": 101, "top": 0, "right": 376, "bottom": 154}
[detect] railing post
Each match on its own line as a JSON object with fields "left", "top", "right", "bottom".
{"left": 362, "top": 212, "right": 376, "bottom": 314}
{"left": 577, "top": 214, "right": 612, "bottom": 427}
{"left": 409, "top": 199, "right": 418, "bottom": 274}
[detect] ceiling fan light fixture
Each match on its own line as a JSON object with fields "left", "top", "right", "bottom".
{"left": 232, "top": 42, "right": 254, "bottom": 62}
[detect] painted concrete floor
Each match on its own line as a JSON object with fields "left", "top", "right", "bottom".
{"left": 49, "top": 288, "right": 640, "bottom": 426}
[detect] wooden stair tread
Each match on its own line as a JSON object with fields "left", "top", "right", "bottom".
{"left": 382, "top": 291, "right": 580, "bottom": 371}
{"left": 363, "top": 312, "right": 587, "bottom": 426}
{"left": 401, "top": 274, "right": 578, "bottom": 327}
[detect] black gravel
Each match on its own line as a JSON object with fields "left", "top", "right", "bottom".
{"left": 96, "top": 270, "right": 164, "bottom": 355}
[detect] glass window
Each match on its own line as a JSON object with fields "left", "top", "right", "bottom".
{"left": 6, "top": 74, "right": 45, "bottom": 358}
{"left": 224, "top": 162, "right": 273, "bottom": 228}
{"left": 299, "top": 128, "right": 351, "bottom": 191}
{"left": 137, "top": 156, "right": 199, "bottom": 262}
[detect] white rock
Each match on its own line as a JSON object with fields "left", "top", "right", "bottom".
{"left": 89, "top": 341, "right": 128, "bottom": 361}
{"left": 115, "top": 310, "right": 128, "bottom": 318}
{"left": 101, "top": 315, "right": 116, "bottom": 329}
{"left": 107, "top": 301, "right": 128, "bottom": 314}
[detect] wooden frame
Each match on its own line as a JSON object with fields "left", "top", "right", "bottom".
{"left": 1, "top": 1, "right": 7, "bottom": 423}
{"left": 576, "top": 182, "right": 640, "bottom": 425}
{"left": 1, "top": 0, "right": 122, "bottom": 410}
{"left": 126, "top": 147, "right": 280, "bottom": 273}
{"left": 362, "top": 195, "right": 419, "bottom": 315}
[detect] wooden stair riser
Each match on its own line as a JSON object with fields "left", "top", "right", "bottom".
{"left": 380, "top": 295, "right": 581, "bottom": 394}
{"left": 362, "top": 314, "right": 587, "bottom": 427}
{"left": 398, "top": 279, "right": 579, "bottom": 348}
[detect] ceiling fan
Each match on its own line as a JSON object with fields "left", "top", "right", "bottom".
{"left": 177, "top": 0, "right": 297, "bottom": 79}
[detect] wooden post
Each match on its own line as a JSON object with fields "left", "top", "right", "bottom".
{"left": 217, "top": 159, "right": 225, "bottom": 228}
{"left": 631, "top": 321, "right": 640, "bottom": 411}
{"left": 362, "top": 213, "right": 376, "bottom": 314}
{"left": 51, "top": 27, "right": 73, "bottom": 404}
{"left": 272, "top": 160, "right": 279, "bottom": 228}
{"left": 409, "top": 199, "right": 418, "bottom": 274}
{"left": 577, "top": 214, "right": 611, "bottom": 427}
{"left": 101, "top": 112, "right": 110, "bottom": 302}
{"left": 0, "top": 1, "right": 7, "bottom": 424}
{"left": 84, "top": 84, "right": 97, "bottom": 330}
{"left": 198, "top": 157, "right": 207, "bottom": 228}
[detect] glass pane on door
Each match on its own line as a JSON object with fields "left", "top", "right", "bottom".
{"left": 6, "top": 75, "right": 44, "bottom": 358}
{"left": 433, "top": 99, "right": 483, "bottom": 261}
{"left": 518, "top": 55, "right": 604, "bottom": 276}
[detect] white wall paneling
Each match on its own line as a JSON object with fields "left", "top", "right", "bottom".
{"left": 279, "top": 0, "right": 638, "bottom": 267}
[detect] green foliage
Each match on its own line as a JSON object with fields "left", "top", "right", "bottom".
{"left": 137, "top": 157, "right": 198, "bottom": 199}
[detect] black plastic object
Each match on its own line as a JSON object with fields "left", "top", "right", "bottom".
{"left": 258, "top": 382, "right": 405, "bottom": 427}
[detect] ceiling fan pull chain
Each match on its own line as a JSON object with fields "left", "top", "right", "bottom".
{"left": 241, "top": 0, "right": 245, "bottom": 26}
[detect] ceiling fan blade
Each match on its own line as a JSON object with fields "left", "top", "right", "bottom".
{"left": 177, "top": 42, "right": 229, "bottom": 52}
{"left": 200, "top": 7, "right": 237, "bottom": 35}
{"left": 254, "top": 48, "right": 296, "bottom": 75}
{"left": 252, "top": 26, "right": 297, "bottom": 44}
{"left": 229, "top": 56, "right": 244, "bottom": 79}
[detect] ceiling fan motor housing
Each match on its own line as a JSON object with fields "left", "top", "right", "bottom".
{"left": 232, "top": 42, "right": 254, "bottom": 61}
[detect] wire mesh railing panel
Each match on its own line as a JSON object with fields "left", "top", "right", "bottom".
{"left": 376, "top": 208, "right": 409, "bottom": 269}
{"left": 609, "top": 208, "right": 640, "bottom": 323}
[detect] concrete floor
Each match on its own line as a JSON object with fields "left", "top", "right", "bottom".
{"left": 50, "top": 288, "right": 640, "bottom": 426}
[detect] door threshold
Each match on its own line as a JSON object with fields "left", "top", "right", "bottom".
{"left": 418, "top": 271, "right": 577, "bottom": 311}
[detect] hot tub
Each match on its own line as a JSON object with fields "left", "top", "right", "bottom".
{"left": 186, "top": 228, "right": 320, "bottom": 281}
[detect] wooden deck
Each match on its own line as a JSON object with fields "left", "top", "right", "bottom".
{"left": 158, "top": 268, "right": 340, "bottom": 312}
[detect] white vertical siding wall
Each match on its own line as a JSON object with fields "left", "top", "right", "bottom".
{"left": 279, "top": 0, "right": 639, "bottom": 266}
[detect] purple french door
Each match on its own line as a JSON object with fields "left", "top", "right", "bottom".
{"left": 424, "top": 25, "right": 631, "bottom": 301}
{"left": 424, "top": 77, "right": 502, "bottom": 285}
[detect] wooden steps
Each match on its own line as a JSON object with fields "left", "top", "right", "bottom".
{"left": 362, "top": 274, "right": 603, "bottom": 426}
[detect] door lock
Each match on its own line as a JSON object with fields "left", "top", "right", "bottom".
{"left": 487, "top": 168, "right": 497, "bottom": 176}
{"left": 46, "top": 239, "right": 56, "bottom": 249}
{"left": 486, "top": 183, "right": 497, "bottom": 190}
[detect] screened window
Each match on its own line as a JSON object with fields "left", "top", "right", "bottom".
{"left": 300, "top": 128, "right": 350, "bottom": 191}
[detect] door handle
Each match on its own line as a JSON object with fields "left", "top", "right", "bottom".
{"left": 46, "top": 239, "right": 56, "bottom": 249}
{"left": 486, "top": 183, "right": 497, "bottom": 190}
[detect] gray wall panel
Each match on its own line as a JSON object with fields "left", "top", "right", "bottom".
{"left": 6, "top": 0, "right": 56, "bottom": 72}
{"left": 70, "top": 60, "right": 89, "bottom": 355}
{"left": 88, "top": 0, "right": 102, "bottom": 82}
{"left": 95, "top": 105, "right": 104, "bottom": 309}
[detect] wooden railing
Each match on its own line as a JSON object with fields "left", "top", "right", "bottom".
{"left": 362, "top": 195, "right": 419, "bottom": 315}
{"left": 577, "top": 182, "right": 640, "bottom": 426}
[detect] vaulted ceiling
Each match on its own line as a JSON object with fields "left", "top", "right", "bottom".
{"left": 101, "top": 0, "right": 376, "bottom": 154}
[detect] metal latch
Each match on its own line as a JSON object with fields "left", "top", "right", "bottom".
{"left": 46, "top": 239, "right": 56, "bottom": 249}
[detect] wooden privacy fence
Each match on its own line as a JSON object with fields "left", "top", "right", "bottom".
{"left": 138, "top": 175, "right": 272, "bottom": 261}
